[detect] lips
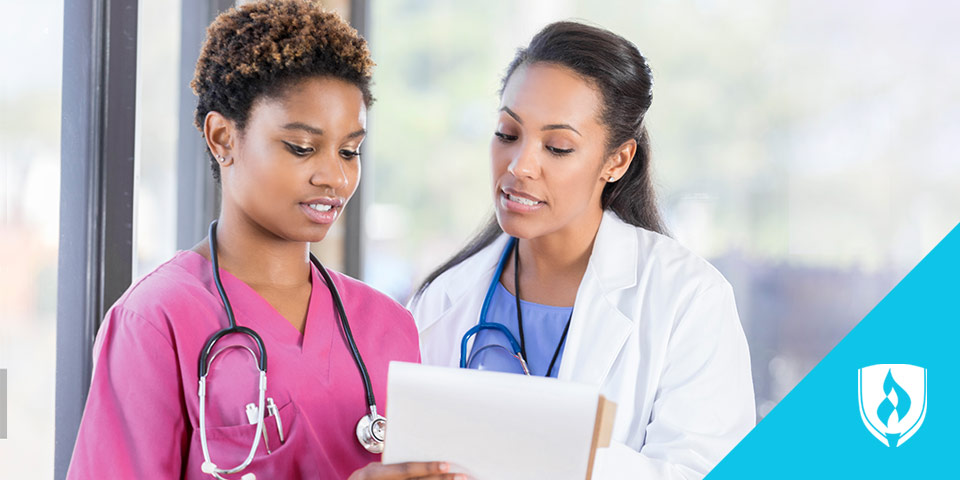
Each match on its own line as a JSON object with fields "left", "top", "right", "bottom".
{"left": 300, "top": 197, "right": 344, "bottom": 224}
{"left": 501, "top": 187, "right": 543, "bottom": 204}
{"left": 499, "top": 187, "right": 545, "bottom": 213}
{"left": 303, "top": 196, "right": 344, "bottom": 207}
{"left": 506, "top": 193, "right": 540, "bottom": 206}
{"left": 306, "top": 203, "right": 334, "bottom": 212}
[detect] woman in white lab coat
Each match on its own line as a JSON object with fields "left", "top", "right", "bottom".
{"left": 408, "top": 21, "right": 755, "bottom": 479}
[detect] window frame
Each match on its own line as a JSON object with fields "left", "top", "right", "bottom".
{"left": 54, "top": 0, "right": 139, "bottom": 476}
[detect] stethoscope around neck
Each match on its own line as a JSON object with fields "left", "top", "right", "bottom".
{"left": 459, "top": 236, "right": 574, "bottom": 377}
{"left": 197, "top": 220, "right": 385, "bottom": 480}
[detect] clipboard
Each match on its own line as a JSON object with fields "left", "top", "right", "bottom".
{"left": 586, "top": 394, "right": 617, "bottom": 479}
{"left": 382, "top": 362, "right": 617, "bottom": 480}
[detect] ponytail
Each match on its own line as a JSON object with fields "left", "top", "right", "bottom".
{"left": 602, "top": 126, "right": 665, "bottom": 234}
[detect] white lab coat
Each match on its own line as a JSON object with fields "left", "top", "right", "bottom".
{"left": 408, "top": 210, "right": 755, "bottom": 479}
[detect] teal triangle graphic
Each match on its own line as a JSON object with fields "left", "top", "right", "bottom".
{"left": 708, "top": 222, "right": 960, "bottom": 477}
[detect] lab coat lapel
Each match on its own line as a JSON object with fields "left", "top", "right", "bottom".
{"left": 418, "top": 235, "right": 510, "bottom": 366}
{"left": 419, "top": 213, "right": 639, "bottom": 383}
{"left": 558, "top": 211, "right": 638, "bottom": 386}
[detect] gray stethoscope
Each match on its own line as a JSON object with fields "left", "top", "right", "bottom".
{"left": 459, "top": 237, "right": 572, "bottom": 377}
{"left": 198, "top": 221, "right": 385, "bottom": 480}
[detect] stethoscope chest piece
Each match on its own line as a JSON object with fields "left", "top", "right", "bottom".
{"left": 356, "top": 406, "right": 387, "bottom": 454}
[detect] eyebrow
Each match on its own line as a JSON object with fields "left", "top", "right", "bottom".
{"left": 346, "top": 128, "right": 367, "bottom": 139}
{"left": 282, "top": 122, "right": 366, "bottom": 139}
{"left": 500, "top": 106, "right": 582, "bottom": 136}
{"left": 543, "top": 123, "right": 581, "bottom": 136}
{"left": 282, "top": 122, "right": 323, "bottom": 135}
{"left": 501, "top": 107, "right": 523, "bottom": 124}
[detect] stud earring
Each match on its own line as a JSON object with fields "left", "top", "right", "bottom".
{"left": 216, "top": 155, "right": 225, "bottom": 163}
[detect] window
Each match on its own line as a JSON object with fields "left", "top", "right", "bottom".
{"left": 364, "top": 0, "right": 960, "bottom": 418}
{"left": 135, "top": 0, "right": 182, "bottom": 277}
{"left": 0, "top": 0, "right": 64, "bottom": 476}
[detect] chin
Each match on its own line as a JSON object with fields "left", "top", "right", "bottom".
{"left": 302, "top": 224, "right": 333, "bottom": 243}
{"left": 275, "top": 222, "right": 332, "bottom": 244}
{"left": 496, "top": 211, "right": 546, "bottom": 240}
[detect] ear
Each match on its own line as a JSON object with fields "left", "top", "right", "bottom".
{"left": 602, "top": 138, "right": 637, "bottom": 183}
{"left": 203, "top": 111, "right": 236, "bottom": 167}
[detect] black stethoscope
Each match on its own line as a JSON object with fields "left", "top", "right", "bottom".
{"left": 197, "top": 220, "right": 385, "bottom": 480}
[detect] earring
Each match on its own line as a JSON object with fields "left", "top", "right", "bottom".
{"left": 216, "top": 155, "right": 225, "bottom": 163}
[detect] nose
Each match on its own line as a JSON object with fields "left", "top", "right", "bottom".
{"left": 506, "top": 140, "right": 540, "bottom": 180}
{"left": 310, "top": 151, "right": 349, "bottom": 190}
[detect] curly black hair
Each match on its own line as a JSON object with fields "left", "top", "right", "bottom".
{"left": 191, "top": 0, "right": 375, "bottom": 181}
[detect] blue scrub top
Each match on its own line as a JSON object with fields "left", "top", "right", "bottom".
{"left": 470, "top": 282, "right": 573, "bottom": 377}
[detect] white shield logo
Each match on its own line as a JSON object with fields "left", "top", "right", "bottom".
{"left": 858, "top": 364, "right": 927, "bottom": 447}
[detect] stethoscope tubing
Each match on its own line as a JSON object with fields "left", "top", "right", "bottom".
{"left": 199, "top": 370, "right": 266, "bottom": 476}
{"left": 199, "top": 221, "right": 268, "bottom": 377}
{"left": 459, "top": 237, "right": 521, "bottom": 368}
{"left": 459, "top": 236, "right": 571, "bottom": 377}
{"left": 197, "top": 220, "right": 382, "bottom": 476}
{"left": 312, "top": 252, "right": 377, "bottom": 410}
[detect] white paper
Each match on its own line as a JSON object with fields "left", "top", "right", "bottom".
{"left": 382, "top": 361, "right": 601, "bottom": 480}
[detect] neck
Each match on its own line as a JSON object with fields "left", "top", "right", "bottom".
{"left": 519, "top": 209, "right": 603, "bottom": 285}
{"left": 206, "top": 205, "right": 312, "bottom": 288}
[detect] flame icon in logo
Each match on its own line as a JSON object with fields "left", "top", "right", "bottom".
{"left": 858, "top": 364, "right": 926, "bottom": 447}
{"left": 876, "top": 369, "right": 911, "bottom": 445}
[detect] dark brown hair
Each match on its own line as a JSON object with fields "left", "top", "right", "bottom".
{"left": 191, "top": 0, "right": 375, "bottom": 181}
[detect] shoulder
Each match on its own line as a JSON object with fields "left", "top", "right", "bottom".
{"left": 635, "top": 227, "right": 731, "bottom": 295}
{"left": 625, "top": 225, "right": 741, "bottom": 342}
{"left": 594, "top": 211, "right": 733, "bottom": 317}
{"left": 323, "top": 268, "right": 421, "bottom": 359}
{"left": 101, "top": 251, "right": 209, "bottom": 338}
{"left": 327, "top": 268, "right": 412, "bottom": 318}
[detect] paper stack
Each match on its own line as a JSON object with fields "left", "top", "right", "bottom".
{"left": 382, "top": 362, "right": 616, "bottom": 480}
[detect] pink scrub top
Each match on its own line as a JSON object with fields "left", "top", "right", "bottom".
{"left": 66, "top": 250, "right": 420, "bottom": 479}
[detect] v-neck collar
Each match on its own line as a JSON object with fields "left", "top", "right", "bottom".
{"left": 176, "top": 250, "right": 328, "bottom": 353}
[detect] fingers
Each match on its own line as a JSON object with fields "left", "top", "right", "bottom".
{"left": 386, "top": 461, "right": 450, "bottom": 478}
{"left": 394, "top": 461, "right": 466, "bottom": 480}
{"left": 351, "top": 461, "right": 467, "bottom": 480}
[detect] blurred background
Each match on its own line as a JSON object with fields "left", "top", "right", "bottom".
{"left": 2, "top": 0, "right": 958, "bottom": 477}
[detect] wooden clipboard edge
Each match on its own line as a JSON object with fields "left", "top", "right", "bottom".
{"left": 585, "top": 395, "right": 617, "bottom": 480}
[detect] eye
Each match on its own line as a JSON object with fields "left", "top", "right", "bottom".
{"left": 494, "top": 131, "right": 518, "bottom": 143}
{"left": 339, "top": 149, "right": 361, "bottom": 160}
{"left": 545, "top": 145, "right": 574, "bottom": 156}
{"left": 283, "top": 141, "right": 314, "bottom": 157}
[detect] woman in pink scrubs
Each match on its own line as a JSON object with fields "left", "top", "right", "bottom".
{"left": 66, "top": 1, "right": 460, "bottom": 479}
